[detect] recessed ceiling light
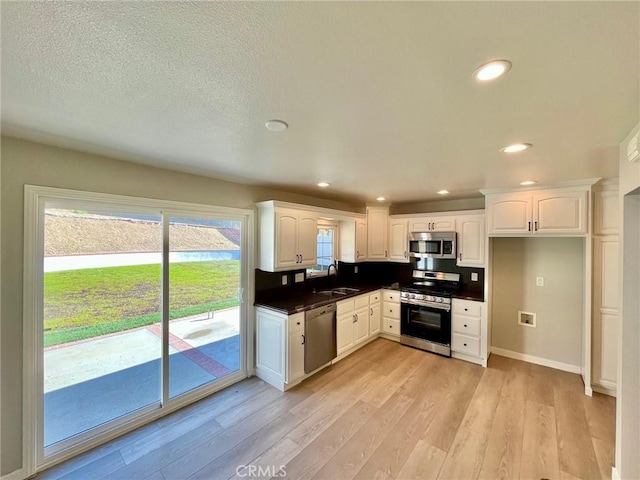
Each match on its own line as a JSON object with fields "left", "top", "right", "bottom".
{"left": 500, "top": 143, "right": 532, "bottom": 153}
{"left": 376, "top": 196, "right": 386, "bottom": 202}
{"left": 520, "top": 180, "right": 538, "bottom": 186}
{"left": 437, "top": 190, "right": 449, "bottom": 195}
{"left": 473, "top": 60, "right": 512, "bottom": 81}
{"left": 265, "top": 120, "right": 288, "bottom": 132}
{"left": 317, "top": 182, "right": 330, "bottom": 188}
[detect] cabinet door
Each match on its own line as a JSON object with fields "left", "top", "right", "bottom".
{"left": 456, "top": 216, "right": 485, "bottom": 267}
{"left": 430, "top": 216, "right": 456, "bottom": 232}
{"left": 486, "top": 194, "right": 532, "bottom": 235}
{"left": 353, "top": 306, "right": 369, "bottom": 345}
{"left": 288, "top": 328, "right": 305, "bottom": 382}
{"left": 275, "top": 210, "right": 299, "bottom": 268}
{"left": 409, "top": 218, "right": 430, "bottom": 232}
{"left": 355, "top": 219, "right": 368, "bottom": 260}
{"left": 534, "top": 191, "right": 587, "bottom": 234}
{"left": 367, "top": 207, "right": 388, "bottom": 259}
{"left": 369, "top": 302, "right": 381, "bottom": 335}
{"left": 388, "top": 219, "right": 409, "bottom": 262}
{"left": 297, "top": 214, "right": 318, "bottom": 267}
{"left": 594, "top": 189, "right": 619, "bottom": 235}
{"left": 337, "top": 312, "right": 355, "bottom": 355}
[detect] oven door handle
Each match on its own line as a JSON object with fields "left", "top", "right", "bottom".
{"left": 401, "top": 299, "right": 451, "bottom": 312}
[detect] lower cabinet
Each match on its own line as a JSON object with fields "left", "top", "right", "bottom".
{"left": 381, "top": 289, "right": 401, "bottom": 339}
{"left": 451, "top": 298, "right": 487, "bottom": 366}
{"left": 337, "top": 293, "right": 372, "bottom": 356}
{"left": 256, "top": 307, "right": 306, "bottom": 391}
{"left": 369, "top": 291, "right": 381, "bottom": 336}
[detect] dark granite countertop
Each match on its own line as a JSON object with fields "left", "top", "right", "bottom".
{"left": 255, "top": 284, "right": 397, "bottom": 315}
{"left": 452, "top": 289, "right": 485, "bottom": 302}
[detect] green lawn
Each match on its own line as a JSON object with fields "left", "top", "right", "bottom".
{"left": 44, "top": 260, "right": 240, "bottom": 347}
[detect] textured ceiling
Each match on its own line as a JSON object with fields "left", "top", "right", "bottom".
{"left": 2, "top": 2, "right": 639, "bottom": 205}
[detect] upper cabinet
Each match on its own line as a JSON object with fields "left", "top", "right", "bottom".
{"left": 367, "top": 206, "right": 389, "bottom": 260}
{"left": 388, "top": 218, "right": 409, "bottom": 262}
{"left": 339, "top": 218, "right": 368, "bottom": 263}
{"left": 409, "top": 216, "right": 456, "bottom": 233}
{"left": 456, "top": 215, "right": 485, "bottom": 267}
{"left": 594, "top": 185, "right": 620, "bottom": 235}
{"left": 257, "top": 202, "right": 318, "bottom": 272}
{"left": 484, "top": 185, "right": 594, "bottom": 236}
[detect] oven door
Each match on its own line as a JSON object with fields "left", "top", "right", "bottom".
{"left": 400, "top": 301, "right": 451, "bottom": 347}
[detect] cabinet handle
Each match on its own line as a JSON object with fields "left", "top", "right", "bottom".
{"left": 297, "top": 321, "right": 301, "bottom": 325}
{"left": 464, "top": 324, "right": 468, "bottom": 327}
{"left": 301, "top": 334, "right": 305, "bottom": 345}
{"left": 356, "top": 250, "right": 359, "bottom": 257}
{"left": 371, "top": 308, "right": 373, "bottom": 316}
{"left": 404, "top": 251, "right": 407, "bottom": 258}
{"left": 459, "top": 252, "right": 462, "bottom": 261}
{"left": 353, "top": 314, "right": 356, "bottom": 323}
{"left": 534, "top": 221, "right": 538, "bottom": 231}
{"left": 464, "top": 343, "right": 467, "bottom": 347}
{"left": 385, "top": 250, "right": 388, "bottom": 258}
{"left": 528, "top": 222, "right": 531, "bottom": 232}
{"left": 464, "top": 308, "right": 468, "bottom": 311}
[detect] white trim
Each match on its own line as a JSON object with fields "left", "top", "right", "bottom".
{"left": 592, "top": 384, "right": 617, "bottom": 398}
{"left": 479, "top": 177, "right": 601, "bottom": 195}
{"left": 23, "top": 185, "right": 254, "bottom": 475}
{"left": 255, "top": 200, "right": 365, "bottom": 221}
{"left": 390, "top": 209, "right": 485, "bottom": 219}
{"left": 0, "top": 469, "right": 23, "bottom": 480}
{"left": 490, "top": 347, "right": 582, "bottom": 374}
{"left": 611, "top": 466, "right": 621, "bottom": 480}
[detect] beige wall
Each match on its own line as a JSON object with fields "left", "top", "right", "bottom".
{"left": 391, "top": 197, "right": 485, "bottom": 214}
{"left": 491, "top": 237, "right": 584, "bottom": 368}
{"left": 0, "top": 136, "right": 360, "bottom": 475}
{"left": 616, "top": 123, "right": 640, "bottom": 479}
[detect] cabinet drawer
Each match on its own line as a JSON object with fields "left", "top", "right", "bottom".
{"left": 452, "top": 333, "right": 480, "bottom": 357}
{"left": 452, "top": 315, "right": 481, "bottom": 337}
{"left": 383, "top": 290, "right": 400, "bottom": 303}
{"left": 383, "top": 302, "right": 400, "bottom": 319}
{"left": 369, "top": 291, "right": 381, "bottom": 303}
{"left": 453, "top": 299, "right": 482, "bottom": 317}
{"left": 337, "top": 299, "right": 354, "bottom": 316}
{"left": 289, "top": 313, "right": 304, "bottom": 333}
{"left": 354, "top": 294, "right": 369, "bottom": 310}
{"left": 382, "top": 318, "right": 400, "bottom": 335}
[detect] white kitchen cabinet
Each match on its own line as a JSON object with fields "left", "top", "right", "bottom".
{"left": 339, "top": 218, "right": 368, "bottom": 262}
{"left": 592, "top": 182, "right": 619, "bottom": 396}
{"left": 485, "top": 187, "right": 589, "bottom": 236}
{"left": 388, "top": 218, "right": 409, "bottom": 262}
{"left": 257, "top": 202, "right": 318, "bottom": 271}
{"left": 456, "top": 215, "right": 485, "bottom": 267}
{"left": 256, "top": 307, "right": 300, "bottom": 391}
{"left": 288, "top": 313, "right": 305, "bottom": 385}
{"left": 369, "top": 291, "right": 381, "bottom": 336}
{"left": 451, "top": 298, "right": 487, "bottom": 366}
{"left": 337, "top": 293, "right": 373, "bottom": 356}
{"left": 409, "top": 216, "right": 456, "bottom": 233}
{"left": 367, "top": 206, "right": 389, "bottom": 260}
{"left": 381, "top": 289, "right": 401, "bottom": 339}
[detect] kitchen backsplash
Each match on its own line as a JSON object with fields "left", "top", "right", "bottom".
{"left": 255, "top": 259, "right": 484, "bottom": 302}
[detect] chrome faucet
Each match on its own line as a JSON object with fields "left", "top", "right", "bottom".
{"left": 327, "top": 263, "right": 338, "bottom": 277}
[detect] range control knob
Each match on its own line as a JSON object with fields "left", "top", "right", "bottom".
{"left": 409, "top": 293, "right": 416, "bottom": 299}
{"left": 436, "top": 297, "right": 443, "bottom": 303}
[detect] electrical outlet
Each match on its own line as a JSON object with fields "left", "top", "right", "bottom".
{"left": 471, "top": 272, "right": 478, "bottom": 282}
{"left": 354, "top": 266, "right": 359, "bottom": 274}
{"left": 536, "top": 276, "right": 544, "bottom": 287}
{"left": 295, "top": 272, "right": 304, "bottom": 283}
{"left": 281, "top": 275, "right": 288, "bottom": 286}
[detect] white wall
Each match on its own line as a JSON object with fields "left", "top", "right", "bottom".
{"left": 391, "top": 197, "right": 485, "bottom": 214}
{"left": 0, "top": 136, "right": 359, "bottom": 476}
{"left": 491, "top": 237, "right": 584, "bottom": 369}
{"left": 616, "top": 123, "right": 640, "bottom": 479}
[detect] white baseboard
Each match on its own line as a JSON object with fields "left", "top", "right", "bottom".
{"left": 490, "top": 347, "right": 581, "bottom": 374}
{"left": 592, "top": 384, "right": 617, "bottom": 398}
{"left": 611, "top": 465, "right": 620, "bottom": 480}
{"left": 1, "top": 469, "right": 23, "bottom": 480}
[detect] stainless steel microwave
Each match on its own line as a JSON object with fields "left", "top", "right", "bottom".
{"left": 408, "top": 232, "right": 456, "bottom": 259}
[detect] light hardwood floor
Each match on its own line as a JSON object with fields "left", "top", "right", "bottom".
{"left": 37, "top": 339, "right": 615, "bottom": 480}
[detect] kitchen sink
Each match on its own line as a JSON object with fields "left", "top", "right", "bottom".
{"left": 331, "top": 287, "right": 360, "bottom": 294}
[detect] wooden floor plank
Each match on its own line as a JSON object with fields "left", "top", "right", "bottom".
{"left": 592, "top": 436, "right": 615, "bottom": 480}
{"left": 437, "top": 425, "right": 489, "bottom": 480}
{"left": 395, "top": 439, "right": 447, "bottom": 480}
{"left": 554, "top": 389, "right": 602, "bottom": 480}
{"left": 519, "top": 400, "right": 560, "bottom": 480}
{"left": 582, "top": 392, "right": 616, "bottom": 444}
{"left": 459, "top": 368, "right": 505, "bottom": 433}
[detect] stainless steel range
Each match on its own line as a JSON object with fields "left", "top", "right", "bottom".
{"left": 400, "top": 270, "right": 460, "bottom": 356}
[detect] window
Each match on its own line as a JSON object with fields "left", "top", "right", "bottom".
{"left": 307, "top": 223, "right": 338, "bottom": 276}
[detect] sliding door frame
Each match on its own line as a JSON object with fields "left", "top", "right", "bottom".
{"left": 23, "top": 185, "right": 255, "bottom": 476}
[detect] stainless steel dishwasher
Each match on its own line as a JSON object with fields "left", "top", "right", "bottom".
{"left": 304, "top": 303, "right": 337, "bottom": 373}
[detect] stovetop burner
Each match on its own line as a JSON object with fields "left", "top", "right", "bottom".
{"left": 401, "top": 270, "right": 461, "bottom": 298}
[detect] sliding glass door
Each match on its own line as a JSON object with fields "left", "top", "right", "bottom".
{"left": 24, "top": 187, "right": 251, "bottom": 474}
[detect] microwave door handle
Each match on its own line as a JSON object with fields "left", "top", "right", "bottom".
{"left": 440, "top": 239, "right": 445, "bottom": 257}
